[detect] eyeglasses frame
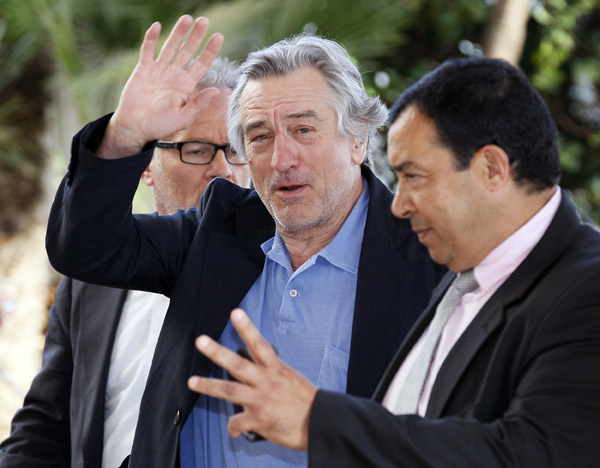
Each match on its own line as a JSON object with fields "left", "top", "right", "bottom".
{"left": 156, "top": 140, "right": 248, "bottom": 165}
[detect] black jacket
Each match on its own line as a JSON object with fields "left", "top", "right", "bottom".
{"left": 1, "top": 114, "right": 444, "bottom": 467}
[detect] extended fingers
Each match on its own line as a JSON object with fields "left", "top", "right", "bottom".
{"left": 188, "top": 375, "right": 251, "bottom": 408}
{"left": 156, "top": 15, "right": 196, "bottom": 64}
{"left": 230, "top": 308, "right": 278, "bottom": 366}
{"left": 172, "top": 17, "right": 215, "bottom": 68}
{"left": 139, "top": 22, "right": 162, "bottom": 65}
{"left": 194, "top": 334, "right": 258, "bottom": 384}
{"left": 188, "top": 32, "right": 224, "bottom": 78}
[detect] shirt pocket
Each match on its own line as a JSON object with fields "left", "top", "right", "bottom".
{"left": 316, "top": 344, "right": 350, "bottom": 392}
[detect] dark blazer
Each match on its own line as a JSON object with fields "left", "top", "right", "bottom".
{"left": 307, "top": 191, "right": 600, "bottom": 468}
{"left": 39, "top": 115, "right": 444, "bottom": 468}
{"left": 0, "top": 278, "right": 127, "bottom": 468}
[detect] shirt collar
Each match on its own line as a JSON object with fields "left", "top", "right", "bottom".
{"left": 261, "top": 177, "right": 370, "bottom": 274}
{"left": 473, "top": 188, "right": 562, "bottom": 291}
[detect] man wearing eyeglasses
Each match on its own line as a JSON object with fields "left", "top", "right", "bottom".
{"left": 40, "top": 16, "right": 444, "bottom": 468}
{"left": 0, "top": 57, "right": 250, "bottom": 468}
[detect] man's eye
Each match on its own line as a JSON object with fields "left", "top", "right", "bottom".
{"left": 251, "top": 134, "right": 268, "bottom": 143}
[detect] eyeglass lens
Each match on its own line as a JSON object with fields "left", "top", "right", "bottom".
{"left": 181, "top": 142, "right": 246, "bottom": 165}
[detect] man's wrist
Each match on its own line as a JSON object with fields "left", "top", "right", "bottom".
{"left": 96, "top": 116, "right": 148, "bottom": 159}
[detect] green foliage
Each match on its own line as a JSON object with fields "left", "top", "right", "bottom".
{"left": 1, "top": 0, "right": 600, "bottom": 226}
{"left": 524, "top": 0, "right": 600, "bottom": 221}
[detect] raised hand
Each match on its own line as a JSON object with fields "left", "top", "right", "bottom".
{"left": 188, "top": 308, "right": 317, "bottom": 451}
{"left": 98, "top": 15, "right": 224, "bottom": 159}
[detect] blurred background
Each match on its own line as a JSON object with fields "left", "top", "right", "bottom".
{"left": 1, "top": 0, "right": 599, "bottom": 439}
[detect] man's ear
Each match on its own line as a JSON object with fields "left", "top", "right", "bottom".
{"left": 350, "top": 136, "right": 368, "bottom": 165}
{"left": 141, "top": 164, "right": 154, "bottom": 187}
{"left": 472, "top": 144, "right": 511, "bottom": 191}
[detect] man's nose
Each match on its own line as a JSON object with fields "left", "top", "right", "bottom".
{"left": 271, "top": 135, "right": 298, "bottom": 173}
{"left": 206, "top": 150, "right": 233, "bottom": 179}
{"left": 391, "top": 181, "right": 413, "bottom": 219}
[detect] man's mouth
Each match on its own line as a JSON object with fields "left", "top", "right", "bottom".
{"left": 274, "top": 182, "right": 308, "bottom": 197}
{"left": 412, "top": 227, "right": 431, "bottom": 243}
{"left": 278, "top": 185, "right": 304, "bottom": 191}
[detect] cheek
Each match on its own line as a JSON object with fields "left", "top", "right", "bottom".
{"left": 231, "top": 167, "right": 251, "bottom": 188}
{"left": 248, "top": 158, "right": 268, "bottom": 185}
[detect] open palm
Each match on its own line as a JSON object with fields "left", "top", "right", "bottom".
{"left": 100, "top": 16, "right": 224, "bottom": 158}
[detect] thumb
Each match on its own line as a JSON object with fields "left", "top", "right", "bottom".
{"left": 189, "top": 87, "right": 221, "bottom": 114}
{"left": 228, "top": 412, "right": 261, "bottom": 440}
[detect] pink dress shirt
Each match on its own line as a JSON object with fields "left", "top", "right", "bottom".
{"left": 383, "top": 188, "right": 562, "bottom": 415}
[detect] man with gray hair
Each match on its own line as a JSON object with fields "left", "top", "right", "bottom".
{"left": 43, "top": 16, "right": 444, "bottom": 467}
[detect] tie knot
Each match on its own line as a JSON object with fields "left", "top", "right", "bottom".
{"left": 453, "top": 269, "right": 479, "bottom": 295}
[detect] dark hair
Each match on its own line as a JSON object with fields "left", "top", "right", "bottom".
{"left": 388, "top": 57, "right": 560, "bottom": 191}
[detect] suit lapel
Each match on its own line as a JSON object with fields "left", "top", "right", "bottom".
{"left": 372, "top": 273, "right": 454, "bottom": 402}
{"left": 347, "top": 169, "right": 443, "bottom": 397}
{"left": 183, "top": 198, "right": 274, "bottom": 409}
{"left": 76, "top": 282, "right": 128, "bottom": 465}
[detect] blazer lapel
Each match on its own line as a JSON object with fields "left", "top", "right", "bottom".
{"left": 76, "top": 283, "right": 128, "bottom": 465}
{"left": 372, "top": 273, "right": 454, "bottom": 402}
{"left": 184, "top": 198, "right": 274, "bottom": 405}
{"left": 347, "top": 169, "right": 447, "bottom": 397}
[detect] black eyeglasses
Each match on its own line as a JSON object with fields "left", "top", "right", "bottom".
{"left": 156, "top": 140, "right": 247, "bottom": 165}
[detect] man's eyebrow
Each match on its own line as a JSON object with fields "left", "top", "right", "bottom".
{"left": 390, "top": 161, "right": 420, "bottom": 172}
{"left": 243, "top": 111, "right": 325, "bottom": 135}
{"left": 243, "top": 120, "right": 267, "bottom": 135}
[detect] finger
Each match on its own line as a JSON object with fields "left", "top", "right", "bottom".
{"left": 139, "top": 22, "right": 162, "bottom": 65}
{"left": 188, "top": 375, "right": 251, "bottom": 407}
{"left": 227, "top": 412, "right": 262, "bottom": 439}
{"left": 194, "top": 334, "right": 259, "bottom": 384}
{"left": 229, "top": 308, "right": 278, "bottom": 366}
{"left": 186, "top": 87, "right": 221, "bottom": 114}
{"left": 156, "top": 15, "right": 194, "bottom": 64}
{"left": 172, "top": 17, "right": 211, "bottom": 68}
{"left": 188, "top": 32, "right": 224, "bottom": 79}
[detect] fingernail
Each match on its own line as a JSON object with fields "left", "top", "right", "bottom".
{"left": 197, "top": 335, "right": 209, "bottom": 350}
{"left": 231, "top": 308, "right": 246, "bottom": 322}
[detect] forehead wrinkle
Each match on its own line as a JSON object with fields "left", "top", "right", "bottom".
{"left": 284, "top": 110, "right": 325, "bottom": 122}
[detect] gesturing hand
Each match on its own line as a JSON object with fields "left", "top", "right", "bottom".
{"left": 188, "top": 308, "right": 318, "bottom": 451}
{"left": 98, "top": 15, "right": 224, "bottom": 159}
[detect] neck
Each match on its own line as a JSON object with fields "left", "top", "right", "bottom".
{"left": 496, "top": 185, "right": 557, "bottom": 241}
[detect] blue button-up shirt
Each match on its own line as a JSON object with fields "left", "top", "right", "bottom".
{"left": 180, "top": 179, "right": 370, "bottom": 467}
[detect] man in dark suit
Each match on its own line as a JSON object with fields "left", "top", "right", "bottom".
{"left": 37, "top": 15, "right": 443, "bottom": 468}
{"left": 190, "top": 57, "right": 600, "bottom": 467}
{"left": 0, "top": 57, "right": 250, "bottom": 467}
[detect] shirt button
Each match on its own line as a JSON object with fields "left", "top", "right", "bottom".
{"left": 289, "top": 289, "right": 298, "bottom": 297}
{"left": 174, "top": 410, "right": 182, "bottom": 425}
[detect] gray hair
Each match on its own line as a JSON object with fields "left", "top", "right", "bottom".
{"left": 227, "top": 34, "right": 388, "bottom": 167}
{"left": 196, "top": 56, "right": 241, "bottom": 91}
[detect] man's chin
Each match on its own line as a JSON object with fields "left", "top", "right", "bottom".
{"left": 274, "top": 211, "right": 321, "bottom": 234}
